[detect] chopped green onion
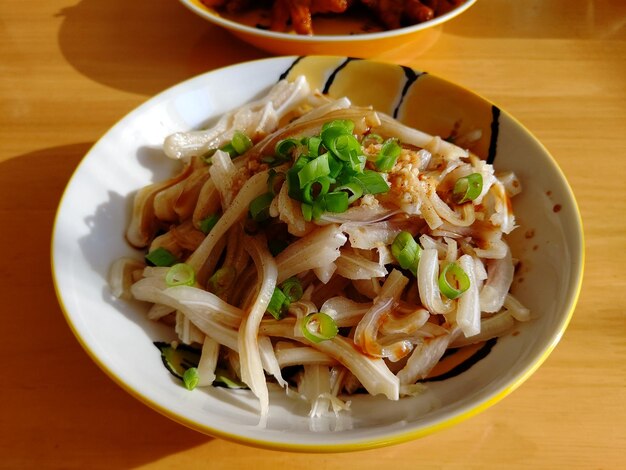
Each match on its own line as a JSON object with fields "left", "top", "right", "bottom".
{"left": 325, "top": 153, "right": 342, "bottom": 179}
{"left": 261, "top": 153, "right": 291, "bottom": 167}
{"left": 280, "top": 277, "right": 303, "bottom": 303}
{"left": 307, "top": 136, "right": 323, "bottom": 157}
{"left": 376, "top": 138, "right": 402, "bottom": 172}
{"left": 231, "top": 131, "right": 252, "bottom": 155}
{"left": 249, "top": 192, "right": 274, "bottom": 222}
{"left": 302, "top": 176, "right": 332, "bottom": 204}
{"left": 333, "top": 134, "right": 362, "bottom": 162}
{"left": 182, "top": 367, "right": 199, "bottom": 390}
{"left": 301, "top": 202, "right": 313, "bottom": 222}
{"left": 219, "top": 142, "right": 238, "bottom": 158}
{"left": 348, "top": 152, "right": 366, "bottom": 173}
{"left": 322, "top": 126, "right": 361, "bottom": 162}
{"left": 267, "top": 169, "right": 286, "bottom": 196}
{"left": 301, "top": 312, "right": 338, "bottom": 343}
{"left": 391, "top": 231, "right": 421, "bottom": 275}
{"left": 200, "top": 148, "right": 217, "bottom": 164}
{"left": 268, "top": 239, "right": 289, "bottom": 257}
{"left": 352, "top": 170, "right": 390, "bottom": 195}
{"left": 208, "top": 266, "right": 236, "bottom": 296}
{"left": 362, "top": 133, "right": 384, "bottom": 146}
{"left": 312, "top": 197, "right": 326, "bottom": 220}
{"left": 335, "top": 181, "right": 364, "bottom": 204}
{"left": 267, "top": 287, "right": 289, "bottom": 320}
{"left": 453, "top": 173, "right": 483, "bottom": 204}
{"left": 275, "top": 138, "right": 300, "bottom": 159}
{"left": 298, "top": 153, "right": 330, "bottom": 188}
{"left": 286, "top": 155, "right": 311, "bottom": 201}
{"left": 281, "top": 120, "right": 395, "bottom": 212}
{"left": 301, "top": 136, "right": 323, "bottom": 157}
{"left": 320, "top": 126, "right": 348, "bottom": 160}
{"left": 321, "top": 119, "right": 354, "bottom": 134}
{"left": 303, "top": 190, "right": 350, "bottom": 221}
{"left": 199, "top": 213, "right": 220, "bottom": 234}
{"left": 438, "top": 262, "right": 470, "bottom": 299}
{"left": 145, "top": 247, "right": 178, "bottom": 267}
{"left": 165, "top": 263, "right": 196, "bottom": 287}
{"left": 322, "top": 191, "right": 349, "bottom": 213}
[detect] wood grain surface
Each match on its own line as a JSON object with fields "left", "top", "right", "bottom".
{"left": 1, "top": 0, "right": 624, "bottom": 468}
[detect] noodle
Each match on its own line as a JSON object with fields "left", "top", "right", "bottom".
{"left": 110, "top": 77, "right": 531, "bottom": 418}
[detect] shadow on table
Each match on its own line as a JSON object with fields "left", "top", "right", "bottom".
{"left": 54, "top": 0, "right": 625, "bottom": 99}
{"left": 55, "top": 0, "right": 267, "bottom": 96}
{"left": 0, "top": 144, "right": 211, "bottom": 468}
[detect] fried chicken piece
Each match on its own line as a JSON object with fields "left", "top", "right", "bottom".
{"left": 206, "top": 0, "right": 460, "bottom": 35}
{"left": 360, "top": 0, "right": 403, "bottom": 29}
{"left": 201, "top": 0, "right": 254, "bottom": 14}
{"left": 289, "top": 0, "right": 314, "bottom": 35}
{"left": 272, "top": 0, "right": 351, "bottom": 35}
{"left": 311, "top": 0, "right": 351, "bottom": 14}
{"left": 271, "top": 0, "right": 292, "bottom": 32}
{"left": 361, "top": 0, "right": 436, "bottom": 29}
{"left": 406, "top": 0, "right": 435, "bottom": 23}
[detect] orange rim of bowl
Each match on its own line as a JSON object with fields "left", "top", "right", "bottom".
{"left": 179, "top": 0, "right": 477, "bottom": 42}
{"left": 50, "top": 55, "right": 584, "bottom": 453}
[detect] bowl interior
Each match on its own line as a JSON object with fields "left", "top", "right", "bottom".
{"left": 52, "top": 56, "right": 583, "bottom": 451}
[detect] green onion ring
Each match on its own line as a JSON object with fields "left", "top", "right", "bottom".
{"left": 145, "top": 247, "right": 178, "bottom": 267}
{"left": 267, "top": 287, "right": 289, "bottom": 320}
{"left": 302, "top": 177, "right": 332, "bottom": 204}
{"left": 301, "top": 312, "right": 338, "bottom": 343}
{"left": 297, "top": 153, "right": 331, "bottom": 188}
{"left": 375, "top": 138, "right": 402, "bottom": 172}
{"left": 275, "top": 138, "right": 300, "bottom": 159}
{"left": 335, "top": 181, "right": 364, "bottom": 204}
{"left": 438, "top": 262, "right": 470, "bottom": 299}
{"left": 249, "top": 192, "right": 274, "bottom": 222}
{"left": 267, "top": 169, "right": 286, "bottom": 196}
{"left": 166, "top": 263, "right": 196, "bottom": 287}
{"left": 280, "top": 277, "right": 303, "bottom": 303}
{"left": 182, "top": 367, "right": 199, "bottom": 390}
{"left": 208, "top": 266, "right": 236, "bottom": 296}
{"left": 323, "top": 191, "right": 350, "bottom": 213}
{"left": 453, "top": 173, "right": 483, "bottom": 204}
{"left": 301, "top": 202, "right": 313, "bottom": 222}
{"left": 231, "top": 131, "right": 252, "bottom": 155}
{"left": 198, "top": 213, "right": 221, "bottom": 235}
{"left": 391, "top": 231, "right": 421, "bottom": 275}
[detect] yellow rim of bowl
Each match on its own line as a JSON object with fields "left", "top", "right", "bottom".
{"left": 179, "top": 0, "right": 477, "bottom": 42}
{"left": 50, "top": 55, "right": 585, "bottom": 453}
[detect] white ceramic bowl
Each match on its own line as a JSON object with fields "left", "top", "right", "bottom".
{"left": 52, "top": 56, "right": 584, "bottom": 452}
{"left": 179, "top": 0, "right": 477, "bottom": 57}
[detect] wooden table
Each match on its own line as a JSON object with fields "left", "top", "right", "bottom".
{"left": 2, "top": 0, "right": 624, "bottom": 468}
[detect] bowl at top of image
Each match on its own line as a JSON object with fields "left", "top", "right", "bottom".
{"left": 179, "top": 0, "right": 477, "bottom": 57}
{"left": 51, "top": 56, "right": 584, "bottom": 452}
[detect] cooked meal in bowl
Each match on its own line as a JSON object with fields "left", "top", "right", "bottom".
{"left": 109, "top": 76, "right": 531, "bottom": 420}
{"left": 201, "top": 0, "right": 468, "bottom": 35}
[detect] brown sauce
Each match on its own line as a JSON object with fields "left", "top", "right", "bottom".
{"left": 422, "top": 338, "right": 497, "bottom": 382}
